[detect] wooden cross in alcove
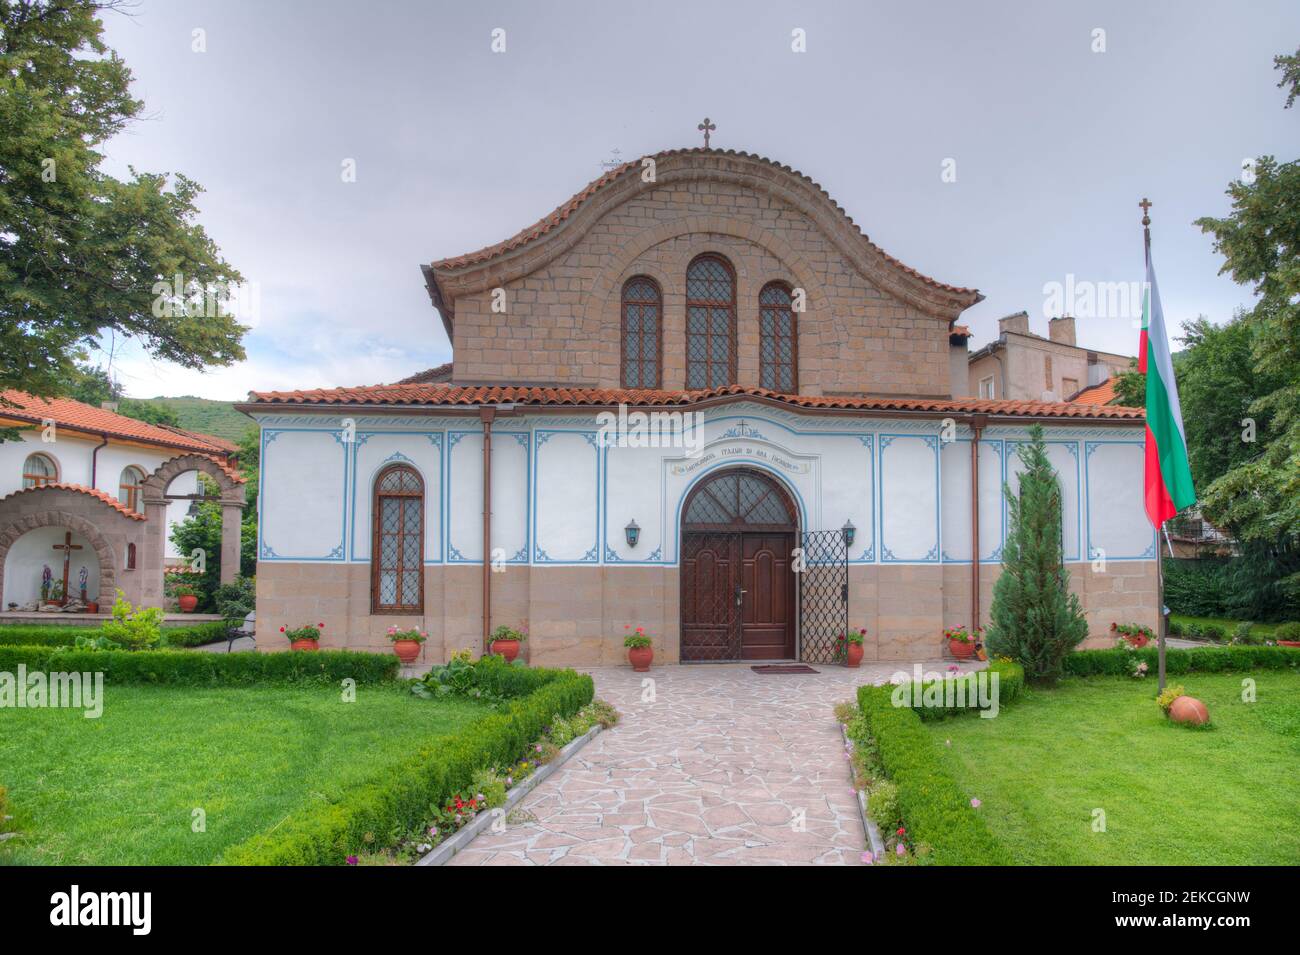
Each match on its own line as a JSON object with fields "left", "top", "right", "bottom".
{"left": 51, "top": 531, "right": 82, "bottom": 605}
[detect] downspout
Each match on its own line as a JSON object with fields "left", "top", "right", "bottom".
{"left": 480, "top": 406, "right": 496, "bottom": 656}
{"left": 969, "top": 414, "right": 988, "bottom": 631}
{"left": 991, "top": 341, "right": 1008, "bottom": 400}
{"left": 90, "top": 433, "right": 110, "bottom": 489}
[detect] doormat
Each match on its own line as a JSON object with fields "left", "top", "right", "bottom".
{"left": 750, "top": 664, "right": 819, "bottom": 674}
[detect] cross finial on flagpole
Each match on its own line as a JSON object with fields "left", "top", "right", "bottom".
{"left": 697, "top": 117, "right": 716, "bottom": 148}
{"left": 1139, "top": 197, "right": 1152, "bottom": 227}
{"left": 1139, "top": 197, "right": 1153, "bottom": 264}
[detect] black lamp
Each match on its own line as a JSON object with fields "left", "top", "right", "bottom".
{"left": 625, "top": 519, "right": 641, "bottom": 548}
{"left": 841, "top": 519, "right": 856, "bottom": 548}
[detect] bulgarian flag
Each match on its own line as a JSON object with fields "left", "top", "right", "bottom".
{"left": 1140, "top": 255, "right": 1196, "bottom": 527}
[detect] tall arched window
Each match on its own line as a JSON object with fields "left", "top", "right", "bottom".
{"left": 621, "top": 277, "right": 662, "bottom": 388}
{"left": 119, "top": 466, "right": 145, "bottom": 513}
{"left": 22, "top": 453, "right": 57, "bottom": 488}
{"left": 372, "top": 464, "right": 424, "bottom": 613}
{"left": 759, "top": 282, "right": 798, "bottom": 392}
{"left": 686, "top": 254, "right": 736, "bottom": 389}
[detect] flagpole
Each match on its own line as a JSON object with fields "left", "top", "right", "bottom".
{"left": 1142, "top": 197, "right": 1168, "bottom": 693}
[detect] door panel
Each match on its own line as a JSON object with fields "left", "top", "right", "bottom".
{"left": 741, "top": 533, "right": 794, "bottom": 659}
{"left": 681, "top": 533, "right": 739, "bottom": 661}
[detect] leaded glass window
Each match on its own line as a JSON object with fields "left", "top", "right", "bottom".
{"left": 686, "top": 254, "right": 735, "bottom": 389}
{"left": 683, "top": 470, "right": 796, "bottom": 529}
{"left": 759, "top": 282, "right": 797, "bottom": 392}
{"left": 621, "top": 277, "right": 661, "bottom": 388}
{"left": 372, "top": 464, "right": 423, "bottom": 613}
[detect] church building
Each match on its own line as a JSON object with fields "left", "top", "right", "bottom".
{"left": 242, "top": 148, "right": 1158, "bottom": 666}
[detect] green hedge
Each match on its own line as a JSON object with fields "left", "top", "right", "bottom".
{"left": 219, "top": 663, "right": 595, "bottom": 865}
{"left": 0, "top": 621, "right": 230, "bottom": 648}
{"left": 0, "top": 645, "right": 398, "bottom": 686}
{"left": 856, "top": 679, "right": 1011, "bottom": 866}
{"left": 1063, "top": 644, "right": 1300, "bottom": 678}
{"left": 891, "top": 659, "right": 1025, "bottom": 722}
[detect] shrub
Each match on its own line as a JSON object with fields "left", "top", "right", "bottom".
{"left": 1156, "top": 684, "right": 1186, "bottom": 714}
{"left": 212, "top": 576, "right": 255, "bottom": 622}
{"left": 1275, "top": 622, "right": 1300, "bottom": 642}
{"left": 218, "top": 664, "right": 594, "bottom": 865}
{"left": 0, "top": 645, "right": 399, "bottom": 686}
{"left": 1203, "top": 624, "right": 1227, "bottom": 642}
{"left": 1168, "top": 619, "right": 1184, "bottom": 636}
{"left": 865, "top": 779, "right": 899, "bottom": 828}
{"left": 889, "top": 659, "right": 1025, "bottom": 722}
{"left": 985, "top": 426, "right": 1089, "bottom": 683}
{"left": 1231, "top": 622, "right": 1258, "bottom": 645}
{"left": 100, "top": 591, "right": 163, "bottom": 650}
{"left": 853, "top": 682, "right": 1010, "bottom": 865}
{"left": 1062, "top": 644, "right": 1300, "bottom": 678}
{"left": 0, "top": 620, "right": 229, "bottom": 649}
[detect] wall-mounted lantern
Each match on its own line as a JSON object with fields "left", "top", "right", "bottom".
{"left": 841, "top": 519, "right": 856, "bottom": 549}
{"left": 625, "top": 519, "right": 641, "bottom": 548}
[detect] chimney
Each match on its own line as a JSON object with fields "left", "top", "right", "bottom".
{"left": 1049, "top": 316, "right": 1077, "bottom": 347}
{"left": 998, "top": 311, "right": 1030, "bottom": 336}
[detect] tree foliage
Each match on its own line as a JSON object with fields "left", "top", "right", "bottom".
{"left": 0, "top": 0, "right": 246, "bottom": 399}
{"left": 985, "top": 426, "right": 1089, "bottom": 685}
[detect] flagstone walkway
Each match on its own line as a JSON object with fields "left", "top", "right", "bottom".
{"left": 447, "top": 659, "right": 980, "bottom": 866}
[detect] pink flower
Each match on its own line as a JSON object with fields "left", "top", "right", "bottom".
{"left": 345, "top": 855, "right": 358, "bottom": 865}
{"left": 861, "top": 851, "right": 874, "bottom": 865}
{"left": 970, "top": 798, "right": 981, "bottom": 808}
{"left": 895, "top": 843, "right": 906, "bottom": 856}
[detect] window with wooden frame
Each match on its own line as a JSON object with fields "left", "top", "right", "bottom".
{"left": 371, "top": 464, "right": 424, "bottom": 613}
{"left": 621, "top": 276, "right": 662, "bottom": 388}
{"left": 119, "top": 465, "right": 145, "bottom": 513}
{"left": 22, "top": 453, "right": 57, "bottom": 488}
{"left": 686, "top": 254, "right": 736, "bottom": 389}
{"left": 758, "top": 281, "right": 798, "bottom": 392}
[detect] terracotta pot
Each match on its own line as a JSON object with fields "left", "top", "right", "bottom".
{"left": 85, "top": 601, "right": 99, "bottom": 614}
{"left": 845, "top": 642, "right": 864, "bottom": 668}
{"left": 491, "top": 639, "right": 520, "bottom": 663}
{"left": 392, "top": 639, "right": 422, "bottom": 664}
{"left": 1277, "top": 640, "right": 1300, "bottom": 648}
{"left": 290, "top": 638, "right": 320, "bottom": 652}
{"left": 1125, "top": 634, "right": 1150, "bottom": 648}
{"left": 628, "top": 645, "right": 653, "bottom": 672}
{"left": 948, "top": 638, "right": 974, "bottom": 660}
{"left": 178, "top": 594, "right": 198, "bottom": 613}
{"left": 1168, "top": 695, "right": 1210, "bottom": 726}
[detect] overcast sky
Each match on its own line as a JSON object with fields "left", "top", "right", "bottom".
{"left": 96, "top": 0, "right": 1300, "bottom": 400}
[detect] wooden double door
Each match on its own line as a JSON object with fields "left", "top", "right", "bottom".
{"left": 679, "top": 469, "right": 799, "bottom": 662}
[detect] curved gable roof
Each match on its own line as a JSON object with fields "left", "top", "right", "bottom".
{"left": 423, "top": 148, "right": 983, "bottom": 332}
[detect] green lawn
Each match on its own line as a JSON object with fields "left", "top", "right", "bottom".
{"left": 1169, "top": 614, "right": 1279, "bottom": 638}
{"left": 928, "top": 671, "right": 1300, "bottom": 865}
{"left": 0, "top": 684, "right": 486, "bottom": 865}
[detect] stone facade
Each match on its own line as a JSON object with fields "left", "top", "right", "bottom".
{"left": 431, "top": 151, "right": 978, "bottom": 397}
{"left": 967, "top": 313, "right": 1132, "bottom": 402}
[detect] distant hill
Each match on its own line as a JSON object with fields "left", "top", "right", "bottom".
{"left": 133, "top": 396, "right": 252, "bottom": 442}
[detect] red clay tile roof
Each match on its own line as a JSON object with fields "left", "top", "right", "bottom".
{"left": 245, "top": 382, "right": 1143, "bottom": 420}
{"left": 1067, "top": 379, "right": 1119, "bottom": 406}
{"left": 0, "top": 483, "right": 147, "bottom": 521}
{"left": 950, "top": 324, "right": 972, "bottom": 338}
{"left": 428, "top": 148, "right": 980, "bottom": 299}
{"left": 0, "top": 391, "right": 234, "bottom": 456}
{"left": 397, "top": 362, "right": 454, "bottom": 385}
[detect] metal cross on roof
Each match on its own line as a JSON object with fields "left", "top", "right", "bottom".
{"left": 698, "top": 117, "right": 716, "bottom": 148}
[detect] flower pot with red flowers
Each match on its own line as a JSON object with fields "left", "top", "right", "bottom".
{"left": 835, "top": 627, "right": 866, "bottom": 668}
{"left": 489, "top": 624, "right": 526, "bottom": 663}
{"left": 1111, "top": 622, "right": 1153, "bottom": 649}
{"left": 624, "top": 626, "right": 653, "bottom": 671}
{"left": 387, "top": 625, "right": 427, "bottom": 664}
{"left": 173, "top": 584, "right": 199, "bottom": 613}
{"left": 282, "top": 622, "right": 325, "bottom": 651}
{"left": 945, "top": 626, "right": 975, "bottom": 660}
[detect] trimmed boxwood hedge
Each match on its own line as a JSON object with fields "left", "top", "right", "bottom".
{"left": 892, "top": 659, "right": 1025, "bottom": 722}
{"left": 0, "top": 645, "right": 398, "bottom": 686}
{"left": 0, "top": 621, "right": 230, "bottom": 648}
{"left": 1063, "top": 644, "right": 1300, "bottom": 678}
{"left": 856, "top": 672, "right": 1014, "bottom": 866}
{"left": 218, "top": 660, "right": 595, "bottom": 865}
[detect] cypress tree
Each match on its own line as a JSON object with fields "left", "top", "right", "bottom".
{"left": 986, "top": 425, "right": 1089, "bottom": 683}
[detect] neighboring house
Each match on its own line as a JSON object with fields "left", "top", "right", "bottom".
{"left": 0, "top": 392, "right": 245, "bottom": 611}
{"left": 1066, "top": 377, "right": 1120, "bottom": 407}
{"left": 967, "top": 312, "right": 1132, "bottom": 402}
{"left": 241, "top": 148, "right": 1158, "bottom": 666}
{"left": 1165, "top": 509, "right": 1236, "bottom": 559}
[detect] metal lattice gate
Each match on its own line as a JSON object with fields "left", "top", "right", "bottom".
{"left": 798, "top": 530, "right": 848, "bottom": 664}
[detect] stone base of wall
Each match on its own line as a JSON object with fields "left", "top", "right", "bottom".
{"left": 256, "top": 558, "right": 1159, "bottom": 666}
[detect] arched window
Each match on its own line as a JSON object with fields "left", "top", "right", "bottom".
{"left": 119, "top": 466, "right": 145, "bottom": 513}
{"left": 372, "top": 464, "right": 424, "bottom": 613}
{"left": 686, "top": 254, "right": 736, "bottom": 389}
{"left": 22, "top": 453, "right": 57, "bottom": 488}
{"left": 621, "top": 277, "right": 662, "bottom": 388}
{"left": 759, "top": 282, "right": 798, "bottom": 392}
{"left": 126, "top": 542, "right": 137, "bottom": 570}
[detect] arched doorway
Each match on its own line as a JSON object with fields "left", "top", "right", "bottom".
{"left": 680, "top": 468, "right": 797, "bottom": 661}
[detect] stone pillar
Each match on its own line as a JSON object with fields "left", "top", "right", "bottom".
{"left": 141, "top": 496, "right": 170, "bottom": 607}
{"left": 220, "top": 500, "right": 243, "bottom": 585}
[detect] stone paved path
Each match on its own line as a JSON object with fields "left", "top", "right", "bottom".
{"left": 448, "top": 660, "right": 978, "bottom": 866}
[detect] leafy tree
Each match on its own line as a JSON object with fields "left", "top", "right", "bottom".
{"left": 1276, "top": 45, "right": 1300, "bottom": 108}
{"left": 1111, "top": 358, "right": 1145, "bottom": 407}
{"left": 0, "top": 1, "right": 246, "bottom": 399}
{"left": 985, "top": 426, "right": 1089, "bottom": 684}
{"left": 168, "top": 482, "right": 257, "bottom": 612}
